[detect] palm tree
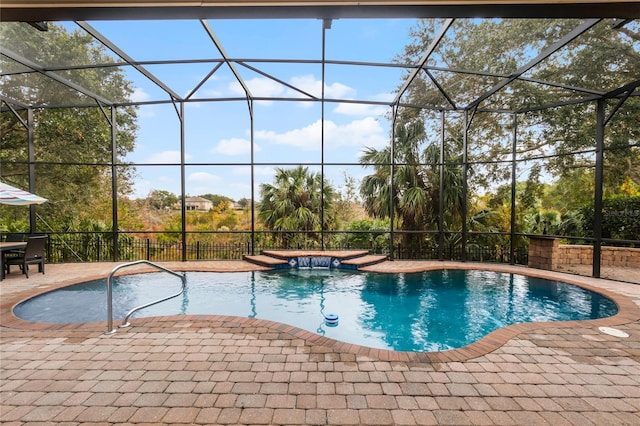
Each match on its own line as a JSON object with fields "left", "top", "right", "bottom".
{"left": 359, "top": 121, "right": 465, "bottom": 258}
{"left": 258, "top": 166, "right": 335, "bottom": 248}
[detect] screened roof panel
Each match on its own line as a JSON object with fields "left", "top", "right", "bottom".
{"left": 483, "top": 79, "right": 600, "bottom": 111}
{"left": 324, "top": 63, "right": 407, "bottom": 103}
{"left": 1, "top": 22, "right": 120, "bottom": 70}
{"left": 110, "top": 64, "right": 186, "bottom": 103}
{"left": 427, "top": 19, "right": 514, "bottom": 75}
{"left": 0, "top": 56, "right": 32, "bottom": 76}
{"left": 138, "top": 62, "right": 225, "bottom": 101}
{"left": 186, "top": 64, "right": 246, "bottom": 101}
{"left": 427, "top": 18, "right": 588, "bottom": 77}
{"left": 520, "top": 19, "right": 640, "bottom": 94}
{"left": 325, "top": 19, "right": 416, "bottom": 63}
{"left": 85, "top": 20, "right": 221, "bottom": 62}
{"left": 207, "top": 19, "right": 320, "bottom": 60}
{"left": 232, "top": 62, "right": 322, "bottom": 100}
{"left": 395, "top": 68, "right": 456, "bottom": 109}
{"left": 429, "top": 70, "right": 504, "bottom": 108}
{"left": 0, "top": 70, "right": 96, "bottom": 107}
{"left": 1, "top": 17, "right": 638, "bottom": 112}
{"left": 396, "top": 18, "right": 450, "bottom": 64}
{"left": 52, "top": 66, "right": 134, "bottom": 104}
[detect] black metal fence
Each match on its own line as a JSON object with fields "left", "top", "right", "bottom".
{"left": 40, "top": 232, "right": 529, "bottom": 265}
{"left": 392, "top": 244, "right": 528, "bottom": 264}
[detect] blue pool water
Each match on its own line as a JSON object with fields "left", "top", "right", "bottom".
{"left": 14, "top": 269, "right": 617, "bottom": 352}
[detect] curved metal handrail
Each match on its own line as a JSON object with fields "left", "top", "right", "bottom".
{"left": 105, "top": 260, "right": 186, "bottom": 335}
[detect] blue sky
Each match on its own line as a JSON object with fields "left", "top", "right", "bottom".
{"left": 44, "top": 17, "right": 638, "bottom": 204}
{"left": 75, "top": 18, "right": 418, "bottom": 201}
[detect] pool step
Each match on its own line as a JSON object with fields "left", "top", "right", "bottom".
{"left": 242, "top": 255, "right": 289, "bottom": 268}
{"left": 262, "top": 250, "right": 369, "bottom": 260}
{"left": 243, "top": 250, "right": 388, "bottom": 270}
{"left": 341, "top": 255, "right": 389, "bottom": 268}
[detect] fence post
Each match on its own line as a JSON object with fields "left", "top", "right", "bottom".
{"left": 146, "top": 239, "right": 150, "bottom": 260}
{"left": 196, "top": 241, "right": 200, "bottom": 260}
{"left": 46, "top": 235, "right": 51, "bottom": 263}
{"left": 97, "top": 237, "right": 101, "bottom": 262}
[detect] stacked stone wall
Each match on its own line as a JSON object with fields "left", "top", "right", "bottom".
{"left": 528, "top": 237, "right": 559, "bottom": 270}
{"left": 556, "top": 245, "right": 640, "bottom": 268}
{"left": 529, "top": 237, "right": 640, "bottom": 270}
{"left": 556, "top": 245, "right": 592, "bottom": 266}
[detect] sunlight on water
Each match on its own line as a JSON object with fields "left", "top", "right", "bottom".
{"left": 14, "top": 269, "right": 617, "bottom": 352}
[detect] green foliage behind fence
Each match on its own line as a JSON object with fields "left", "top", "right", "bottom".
{"left": 582, "top": 196, "right": 640, "bottom": 242}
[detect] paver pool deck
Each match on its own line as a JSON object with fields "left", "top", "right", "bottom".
{"left": 1, "top": 260, "right": 639, "bottom": 425}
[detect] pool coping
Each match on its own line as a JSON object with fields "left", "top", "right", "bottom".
{"left": 2, "top": 261, "right": 639, "bottom": 363}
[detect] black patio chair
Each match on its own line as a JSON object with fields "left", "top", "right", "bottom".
{"left": 5, "top": 235, "right": 47, "bottom": 278}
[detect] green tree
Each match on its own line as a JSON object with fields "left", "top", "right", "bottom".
{"left": 332, "top": 171, "right": 362, "bottom": 226}
{"left": 147, "top": 190, "right": 178, "bottom": 210}
{"left": 581, "top": 195, "right": 640, "bottom": 241}
{"left": 0, "top": 22, "right": 138, "bottom": 230}
{"left": 359, "top": 121, "right": 465, "bottom": 258}
{"left": 397, "top": 19, "right": 639, "bottom": 249}
{"left": 336, "top": 218, "right": 390, "bottom": 253}
{"left": 398, "top": 19, "right": 639, "bottom": 191}
{"left": 236, "top": 198, "right": 250, "bottom": 209}
{"left": 542, "top": 169, "right": 595, "bottom": 213}
{"left": 258, "top": 166, "right": 335, "bottom": 248}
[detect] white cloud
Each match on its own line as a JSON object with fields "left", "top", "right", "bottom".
{"left": 201, "top": 88, "right": 224, "bottom": 97}
{"left": 255, "top": 121, "right": 322, "bottom": 150}
{"left": 287, "top": 76, "right": 391, "bottom": 114}
{"left": 196, "top": 74, "right": 224, "bottom": 97}
{"left": 287, "top": 75, "right": 321, "bottom": 98}
{"left": 288, "top": 75, "right": 355, "bottom": 99}
{"left": 232, "top": 166, "right": 274, "bottom": 176}
{"left": 145, "top": 150, "right": 191, "bottom": 163}
{"left": 222, "top": 74, "right": 358, "bottom": 108}
{"left": 131, "top": 88, "right": 157, "bottom": 117}
{"left": 371, "top": 92, "right": 396, "bottom": 103}
{"left": 325, "top": 82, "right": 355, "bottom": 98}
{"left": 212, "top": 138, "right": 261, "bottom": 156}
{"left": 188, "top": 171, "right": 221, "bottom": 183}
{"left": 229, "top": 77, "right": 285, "bottom": 105}
{"left": 333, "top": 102, "right": 389, "bottom": 116}
{"left": 326, "top": 117, "right": 387, "bottom": 149}
{"left": 131, "top": 87, "right": 150, "bottom": 103}
{"left": 255, "top": 117, "right": 387, "bottom": 151}
{"left": 187, "top": 172, "right": 222, "bottom": 197}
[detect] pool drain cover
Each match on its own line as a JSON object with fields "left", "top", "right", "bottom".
{"left": 598, "top": 326, "right": 629, "bottom": 338}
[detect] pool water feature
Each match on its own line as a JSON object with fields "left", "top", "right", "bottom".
{"left": 298, "top": 256, "right": 332, "bottom": 268}
{"left": 14, "top": 269, "right": 618, "bottom": 352}
{"left": 289, "top": 256, "right": 334, "bottom": 268}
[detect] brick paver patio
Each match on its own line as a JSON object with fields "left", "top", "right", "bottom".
{"left": 1, "top": 261, "right": 639, "bottom": 425}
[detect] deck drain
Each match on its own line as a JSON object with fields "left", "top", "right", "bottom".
{"left": 598, "top": 326, "right": 629, "bottom": 338}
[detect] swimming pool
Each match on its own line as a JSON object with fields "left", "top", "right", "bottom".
{"left": 14, "top": 269, "right": 617, "bottom": 352}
